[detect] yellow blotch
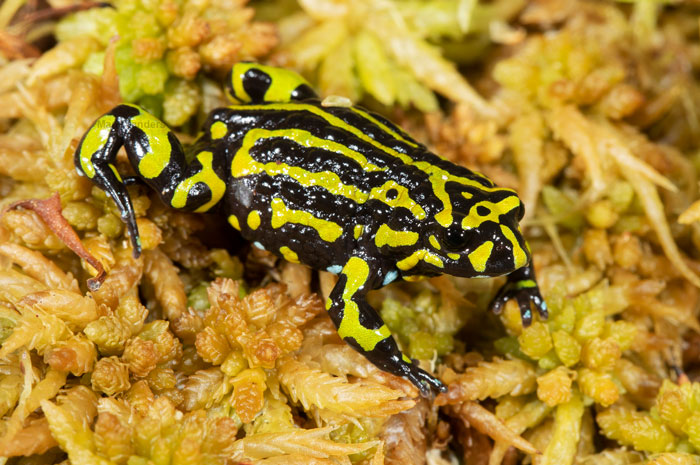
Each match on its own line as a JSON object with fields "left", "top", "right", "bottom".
{"left": 468, "top": 241, "right": 494, "bottom": 273}
{"left": 230, "top": 63, "right": 253, "bottom": 102}
{"left": 279, "top": 246, "right": 299, "bottom": 263}
{"left": 336, "top": 257, "right": 391, "bottom": 351}
{"left": 368, "top": 181, "right": 425, "bottom": 220}
{"left": 374, "top": 224, "right": 418, "bottom": 248}
{"left": 448, "top": 252, "right": 460, "bottom": 260}
{"left": 247, "top": 210, "right": 261, "bottom": 230}
{"left": 403, "top": 275, "right": 428, "bottom": 282}
{"left": 79, "top": 114, "right": 116, "bottom": 178}
{"left": 263, "top": 66, "right": 313, "bottom": 103}
{"left": 462, "top": 196, "right": 521, "bottom": 230}
{"left": 396, "top": 249, "right": 444, "bottom": 271}
{"left": 210, "top": 121, "right": 228, "bottom": 139}
{"left": 130, "top": 107, "right": 174, "bottom": 180}
{"left": 228, "top": 215, "right": 241, "bottom": 231}
{"left": 170, "top": 151, "right": 226, "bottom": 212}
{"left": 429, "top": 235, "right": 441, "bottom": 250}
{"left": 500, "top": 224, "right": 528, "bottom": 269}
{"left": 424, "top": 253, "right": 444, "bottom": 268}
{"left": 270, "top": 198, "right": 343, "bottom": 243}
{"left": 397, "top": 249, "right": 425, "bottom": 271}
{"left": 353, "top": 224, "right": 364, "bottom": 239}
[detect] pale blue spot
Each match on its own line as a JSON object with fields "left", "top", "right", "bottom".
{"left": 253, "top": 241, "right": 265, "bottom": 250}
{"left": 326, "top": 264, "right": 343, "bottom": 274}
{"left": 382, "top": 270, "right": 398, "bottom": 286}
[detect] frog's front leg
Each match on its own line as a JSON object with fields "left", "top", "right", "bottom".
{"left": 75, "top": 104, "right": 225, "bottom": 256}
{"left": 490, "top": 261, "right": 547, "bottom": 327}
{"left": 327, "top": 256, "right": 445, "bottom": 396}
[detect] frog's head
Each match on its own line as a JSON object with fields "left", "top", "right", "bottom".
{"left": 405, "top": 185, "right": 530, "bottom": 278}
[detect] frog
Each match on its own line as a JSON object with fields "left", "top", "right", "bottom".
{"left": 74, "top": 62, "right": 547, "bottom": 396}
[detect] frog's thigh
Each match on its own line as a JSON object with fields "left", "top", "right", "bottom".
{"left": 327, "top": 257, "right": 391, "bottom": 352}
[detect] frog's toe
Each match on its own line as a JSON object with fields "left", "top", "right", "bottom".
{"left": 403, "top": 361, "right": 446, "bottom": 397}
{"left": 489, "top": 287, "right": 509, "bottom": 315}
{"left": 516, "top": 293, "right": 533, "bottom": 327}
{"left": 529, "top": 287, "right": 548, "bottom": 319}
{"left": 374, "top": 352, "right": 445, "bottom": 397}
{"left": 489, "top": 284, "right": 548, "bottom": 327}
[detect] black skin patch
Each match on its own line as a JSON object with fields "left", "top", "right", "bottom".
{"left": 291, "top": 83, "right": 317, "bottom": 101}
{"left": 243, "top": 68, "right": 272, "bottom": 103}
{"left": 477, "top": 205, "right": 490, "bottom": 216}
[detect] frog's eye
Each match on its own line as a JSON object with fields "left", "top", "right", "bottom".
{"left": 517, "top": 202, "right": 525, "bottom": 221}
{"left": 443, "top": 226, "right": 470, "bottom": 252}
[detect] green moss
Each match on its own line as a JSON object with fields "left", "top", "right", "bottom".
{"left": 408, "top": 331, "right": 454, "bottom": 359}
{"left": 209, "top": 249, "right": 244, "bottom": 280}
{"left": 494, "top": 336, "right": 529, "bottom": 361}
{"left": 380, "top": 298, "right": 420, "bottom": 345}
{"left": 56, "top": 0, "right": 275, "bottom": 126}
{"left": 187, "top": 282, "right": 210, "bottom": 312}
{"left": 97, "top": 213, "right": 124, "bottom": 239}
{"left": 541, "top": 186, "right": 584, "bottom": 231}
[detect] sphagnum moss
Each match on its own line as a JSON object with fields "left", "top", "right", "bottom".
{"left": 3, "top": 0, "right": 700, "bottom": 464}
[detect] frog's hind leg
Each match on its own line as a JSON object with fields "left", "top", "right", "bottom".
{"left": 327, "top": 256, "right": 446, "bottom": 396}
{"left": 225, "top": 62, "right": 317, "bottom": 103}
{"left": 75, "top": 104, "right": 226, "bottom": 256}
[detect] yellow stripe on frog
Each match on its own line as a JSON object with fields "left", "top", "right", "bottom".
{"left": 500, "top": 224, "right": 528, "bottom": 269}
{"left": 374, "top": 224, "right": 419, "bottom": 248}
{"left": 126, "top": 105, "right": 174, "bottom": 180}
{"left": 270, "top": 197, "right": 343, "bottom": 243}
{"left": 231, "top": 128, "right": 425, "bottom": 219}
{"left": 396, "top": 249, "right": 444, "bottom": 271}
{"left": 170, "top": 151, "right": 226, "bottom": 212}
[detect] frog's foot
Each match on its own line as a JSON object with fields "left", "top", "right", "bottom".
{"left": 490, "top": 280, "right": 547, "bottom": 327}
{"left": 369, "top": 349, "right": 446, "bottom": 397}
{"left": 403, "top": 360, "right": 447, "bottom": 397}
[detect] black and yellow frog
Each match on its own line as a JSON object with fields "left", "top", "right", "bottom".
{"left": 75, "top": 63, "right": 547, "bottom": 396}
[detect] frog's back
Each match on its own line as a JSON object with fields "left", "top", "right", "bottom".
{"left": 196, "top": 101, "right": 394, "bottom": 267}
{"left": 203, "top": 99, "right": 503, "bottom": 273}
